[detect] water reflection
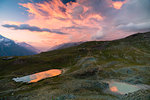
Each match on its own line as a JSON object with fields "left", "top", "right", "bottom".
{"left": 104, "top": 80, "right": 150, "bottom": 95}
{"left": 13, "top": 69, "right": 62, "bottom": 83}
{"left": 109, "top": 81, "right": 140, "bottom": 94}
{"left": 110, "top": 86, "right": 118, "bottom": 92}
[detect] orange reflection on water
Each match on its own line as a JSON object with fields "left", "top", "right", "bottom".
{"left": 110, "top": 86, "right": 118, "bottom": 92}
{"left": 29, "top": 69, "right": 62, "bottom": 83}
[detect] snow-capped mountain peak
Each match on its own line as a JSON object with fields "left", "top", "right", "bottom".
{"left": 0, "top": 34, "right": 12, "bottom": 43}
{"left": 0, "top": 34, "right": 38, "bottom": 56}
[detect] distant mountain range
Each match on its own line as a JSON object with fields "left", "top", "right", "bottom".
{"left": 17, "top": 42, "right": 40, "bottom": 53}
{"left": 0, "top": 34, "right": 38, "bottom": 56}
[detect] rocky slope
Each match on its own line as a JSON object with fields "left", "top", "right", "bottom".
{"left": 0, "top": 32, "right": 150, "bottom": 100}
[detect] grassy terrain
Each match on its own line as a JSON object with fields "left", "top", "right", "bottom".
{"left": 0, "top": 32, "right": 150, "bottom": 100}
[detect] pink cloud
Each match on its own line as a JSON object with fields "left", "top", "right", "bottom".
{"left": 17, "top": 0, "right": 104, "bottom": 48}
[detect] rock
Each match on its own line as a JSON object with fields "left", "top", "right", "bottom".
{"left": 72, "top": 67, "right": 100, "bottom": 79}
{"left": 2, "top": 56, "right": 14, "bottom": 60}
{"left": 121, "top": 90, "right": 150, "bottom": 100}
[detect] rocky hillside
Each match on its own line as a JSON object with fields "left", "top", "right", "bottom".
{"left": 0, "top": 32, "right": 150, "bottom": 100}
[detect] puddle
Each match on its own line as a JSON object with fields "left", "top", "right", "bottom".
{"left": 109, "top": 81, "right": 140, "bottom": 94}
{"left": 104, "top": 80, "right": 150, "bottom": 95}
{"left": 12, "top": 69, "right": 62, "bottom": 83}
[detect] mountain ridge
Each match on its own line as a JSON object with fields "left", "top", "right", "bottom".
{"left": 0, "top": 34, "right": 37, "bottom": 56}
{"left": 17, "top": 42, "right": 40, "bottom": 53}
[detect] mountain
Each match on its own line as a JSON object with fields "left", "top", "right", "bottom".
{"left": 50, "top": 42, "right": 83, "bottom": 51}
{"left": 0, "top": 34, "right": 37, "bottom": 56}
{"left": 0, "top": 32, "right": 150, "bottom": 100}
{"left": 17, "top": 42, "right": 40, "bottom": 53}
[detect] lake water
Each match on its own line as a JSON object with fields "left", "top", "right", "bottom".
{"left": 109, "top": 81, "right": 140, "bottom": 94}
{"left": 104, "top": 80, "right": 150, "bottom": 95}
{"left": 13, "top": 69, "right": 62, "bottom": 83}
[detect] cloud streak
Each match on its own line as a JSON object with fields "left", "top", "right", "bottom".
{"left": 2, "top": 24, "right": 66, "bottom": 34}
{"left": 117, "top": 22, "right": 150, "bottom": 32}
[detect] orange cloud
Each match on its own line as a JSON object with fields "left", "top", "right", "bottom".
{"left": 17, "top": 0, "right": 104, "bottom": 49}
{"left": 112, "top": 0, "right": 127, "bottom": 9}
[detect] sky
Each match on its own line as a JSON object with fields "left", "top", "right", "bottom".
{"left": 0, "top": 0, "right": 150, "bottom": 51}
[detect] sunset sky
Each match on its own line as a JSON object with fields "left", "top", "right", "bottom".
{"left": 0, "top": 0, "right": 150, "bottom": 51}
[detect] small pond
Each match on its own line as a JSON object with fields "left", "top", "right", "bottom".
{"left": 13, "top": 69, "right": 62, "bottom": 83}
{"left": 104, "top": 80, "right": 150, "bottom": 95}
{"left": 109, "top": 81, "right": 140, "bottom": 94}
